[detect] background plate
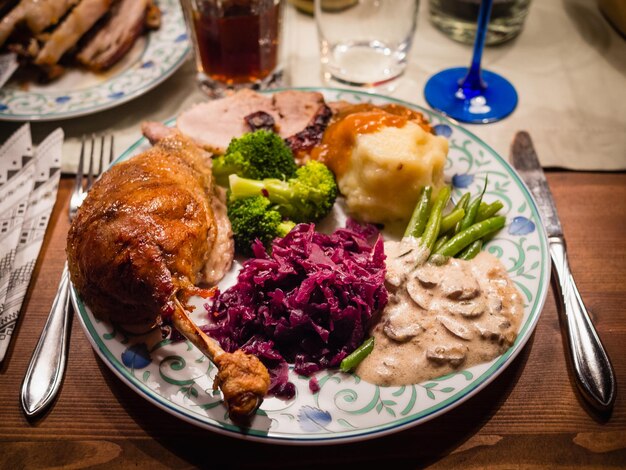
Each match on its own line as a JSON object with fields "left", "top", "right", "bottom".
{"left": 0, "top": 0, "right": 189, "bottom": 122}
{"left": 72, "top": 87, "right": 550, "bottom": 445}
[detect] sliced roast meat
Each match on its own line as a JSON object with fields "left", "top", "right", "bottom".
{"left": 284, "top": 103, "right": 332, "bottom": 158}
{"left": 25, "top": 0, "right": 79, "bottom": 35}
{"left": 141, "top": 121, "right": 177, "bottom": 145}
{"left": 35, "top": 0, "right": 113, "bottom": 66}
{"left": 0, "top": 0, "right": 31, "bottom": 47}
{"left": 176, "top": 89, "right": 280, "bottom": 153}
{"left": 173, "top": 89, "right": 329, "bottom": 154}
{"left": 271, "top": 89, "right": 325, "bottom": 137}
{"left": 77, "top": 0, "right": 149, "bottom": 71}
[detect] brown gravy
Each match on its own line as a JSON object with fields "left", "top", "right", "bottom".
{"left": 356, "top": 239, "right": 524, "bottom": 386}
{"left": 310, "top": 104, "right": 433, "bottom": 178}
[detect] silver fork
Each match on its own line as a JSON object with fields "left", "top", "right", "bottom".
{"left": 21, "top": 135, "right": 114, "bottom": 418}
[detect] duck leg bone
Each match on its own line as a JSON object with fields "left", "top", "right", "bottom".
{"left": 171, "top": 299, "right": 270, "bottom": 419}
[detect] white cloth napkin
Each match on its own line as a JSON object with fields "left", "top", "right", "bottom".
{"left": 0, "top": 124, "right": 63, "bottom": 362}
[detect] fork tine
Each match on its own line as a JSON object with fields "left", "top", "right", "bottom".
{"left": 86, "top": 134, "right": 95, "bottom": 190}
{"left": 98, "top": 135, "right": 105, "bottom": 176}
{"left": 109, "top": 135, "right": 114, "bottom": 167}
{"left": 74, "top": 135, "right": 86, "bottom": 196}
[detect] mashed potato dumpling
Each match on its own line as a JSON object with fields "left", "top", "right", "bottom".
{"left": 341, "top": 121, "right": 448, "bottom": 224}
{"left": 311, "top": 104, "right": 448, "bottom": 225}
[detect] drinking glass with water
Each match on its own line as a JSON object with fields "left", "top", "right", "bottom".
{"left": 315, "top": 0, "right": 420, "bottom": 88}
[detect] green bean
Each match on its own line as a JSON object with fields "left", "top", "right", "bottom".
{"left": 432, "top": 234, "right": 450, "bottom": 253}
{"left": 456, "top": 180, "right": 488, "bottom": 234}
{"left": 454, "top": 192, "right": 471, "bottom": 211}
{"left": 435, "top": 216, "right": 506, "bottom": 257}
{"left": 421, "top": 186, "right": 451, "bottom": 252}
{"left": 439, "top": 208, "right": 465, "bottom": 234}
{"left": 340, "top": 337, "right": 375, "bottom": 372}
{"left": 404, "top": 186, "right": 432, "bottom": 238}
{"left": 458, "top": 240, "right": 483, "bottom": 260}
{"left": 476, "top": 200, "right": 504, "bottom": 222}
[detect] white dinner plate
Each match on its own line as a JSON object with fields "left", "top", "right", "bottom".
{"left": 0, "top": 0, "right": 189, "bottom": 121}
{"left": 72, "top": 87, "right": 550, "bottom": 445}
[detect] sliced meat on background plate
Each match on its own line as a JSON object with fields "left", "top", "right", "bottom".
{"left": 35, "top": 0, "right": 113, "bottom": 66}
{"left": 25, "top": 0, "right": 79, "bottom": 35}
{"left": 0, "top": 0, "right": 32, "bottom": 47}
{"left": 77, "top": 0, "right": 157, "bottom": 71}
{"left": 0, "top": 0, "right": 77, "bottom": 46}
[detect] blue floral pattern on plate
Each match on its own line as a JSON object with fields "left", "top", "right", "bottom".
{"left": 508, "top": 216, "right": 536, "bottom": 235}
{"left": 121, "top": 343, "right": 152, "bottom": 369}
{"left": 452, "top": 173, "right": 475, "bottom": 188}
{"left": 72, "top": 88, "right": 550, "bottom": 445}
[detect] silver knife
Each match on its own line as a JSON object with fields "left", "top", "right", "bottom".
{"left": 511, "top": 131, "right": 616, "bottom": 412}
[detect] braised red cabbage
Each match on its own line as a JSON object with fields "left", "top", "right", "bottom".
{"left": 204, "top": 221, "right": 387, "bottom": 398}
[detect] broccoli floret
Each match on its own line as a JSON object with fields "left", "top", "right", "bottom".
{"left": 212, "top": 130, "right": 297, "bottom": 186}
{"left": 227, "top": 196, "right": 296, "bottom": 256}
{"left": 228, "top": 160, "right": 338, "bottom": 223}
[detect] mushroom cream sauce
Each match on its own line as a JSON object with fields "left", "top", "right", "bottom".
{"left": 356, "top": 237, "right": 524, "bottom": 386}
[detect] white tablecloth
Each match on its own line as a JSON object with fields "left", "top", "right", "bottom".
{"left": 2, "top": 0, "right": 625, "bottom": 172}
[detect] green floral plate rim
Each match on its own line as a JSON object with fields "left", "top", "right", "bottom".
{"left": 72, "top": 87, "right": 550, "bottom": 445}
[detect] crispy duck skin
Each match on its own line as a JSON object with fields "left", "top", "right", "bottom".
{"left": 67, "top": 134, "right": 217, "bottom": 325}
{"left": 35, "top": 0, "right": 113, "bottom": 66}
{"left": 77, "top": 0, "right": 147, "bottom": 71}
{"left": 66, "top": 134, "right": 267, "bottom": 418}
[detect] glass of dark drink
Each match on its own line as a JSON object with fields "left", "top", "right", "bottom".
{"left": 181, "top": 0, "right": 284, "bottom": 96}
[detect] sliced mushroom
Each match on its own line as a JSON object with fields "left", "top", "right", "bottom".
{"left": 406, "top": 278, "right": 433, "bottom": 310}
{"left": 426, "top": 345, "right": 467, "bottom": 366}
{"left": 475, "top": 323, "right": 502, "bottom": 342}
{"left": 474, "top": 314, "right": 508, "bottom": 342}
{"left": 412, "top": 265, "right": 442, "bottom": 288}
{"left": 442, "top": 280, "right": 480, "bottom": 300}
{"left": 383, "top": 319, "right": 422, "bottom": 342}
{"left": 439, "top": 264, "right": 480, "bottom": 300}
{"left": 383, "top": 306, "right": 423, "bottom": 342}
{"left": 446, "top": 299, "right": 485, "bottom": 318}
{"left": 437, "top": 315, "right": 473, "bottom": 340}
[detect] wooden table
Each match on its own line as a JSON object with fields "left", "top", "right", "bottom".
{"left": 1, "top": 172, "right": 625, "bottom": 468}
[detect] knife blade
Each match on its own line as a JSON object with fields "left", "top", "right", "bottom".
{"left": 511, "top": 131, "right": 616, "bottom": 413}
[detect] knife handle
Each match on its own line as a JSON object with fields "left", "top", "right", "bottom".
{"left": 20, "top": 263, "right": 71, "bottom": 417}
{"left": 549, "top": 237, "right": 616, "bottom": 412}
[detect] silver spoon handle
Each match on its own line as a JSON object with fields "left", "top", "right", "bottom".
{"left": 549, "top": 237, "right": 616, "bottom": 412}
{"left": 20, "top": 263, "right": 71, "bottom": 417}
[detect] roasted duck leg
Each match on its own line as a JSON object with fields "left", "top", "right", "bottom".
{"left": 67, "top": 134, "right": 268, "bottom": 419}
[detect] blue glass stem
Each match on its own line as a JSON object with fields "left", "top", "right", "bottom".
{"left": 460, "top": 0, "right": 493, "bottom": 97}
